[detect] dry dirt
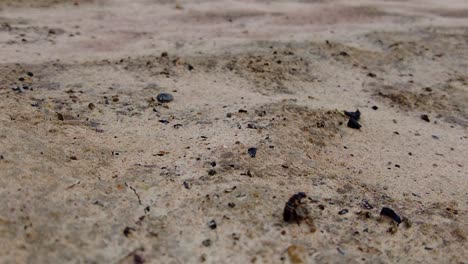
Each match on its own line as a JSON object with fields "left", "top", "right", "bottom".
{"left": 0, "top": 0, "right": 467, "bottom": 263}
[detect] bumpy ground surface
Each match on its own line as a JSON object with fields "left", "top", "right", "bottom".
{"left": 0, "top": 0, "right": 467, "bottom": 263}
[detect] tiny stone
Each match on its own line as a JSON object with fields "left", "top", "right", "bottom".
{"left": 228, "top": 202, "right": 236, "bottom": 208}
{"left": 371, "top": 106, "right": 378, "bottom": 110}
{"left": 156, "top": 93, "right": 174, "bottom": 103}
{"left": 208, "top": 169, "right": 217, "bottom": 176}
{"left": 207, "top": 220, "right": 217, "bottom": 230}
{"left": 210, "top": 161, "right": 216, "bottom": 167}
{"left": 226, "top": 113, "right": 232, "bottom": 118}
{"left": 248, "top": 147, "right": 257, "bottom": 158}
{"left": 183, "top": 181, "right": 190, "bottom": 189}
{"left": 421, "top": 114, "right": 430, "bottom": 122}
{"left": 338, "top": 209, "right": 349, "bottom": 215}
{"left": 367, "top": 72, "right": 376, "bottom": 78}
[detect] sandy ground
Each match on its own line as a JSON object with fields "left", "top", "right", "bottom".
{"left": 0, "top": 0, "right": 467, "bottom": 263}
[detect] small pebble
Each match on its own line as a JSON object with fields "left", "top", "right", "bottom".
{"left": 207, "top": 220, "right": 217, "bottom": 230}
{"left": 421, "top": 114, "right": 430, "bottom": 122}
{"left": 248, "top": 147, "right": 257, "bottom": 158}
{"left": 338, "top": 209, "right": 349, "bottom": 215}
{"left": 371, "top": 106, "right": 378, "bottom": 110}
{"left": 156, "top": 93, "right": 174, "bottom": 103}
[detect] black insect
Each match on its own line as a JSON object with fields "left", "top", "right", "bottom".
{"left": 283, "top": 192, "right": 308, "bottom": 224}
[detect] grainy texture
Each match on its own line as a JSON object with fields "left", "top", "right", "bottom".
{"left": 0, "top": 0, "right": 467, "bottom": 263}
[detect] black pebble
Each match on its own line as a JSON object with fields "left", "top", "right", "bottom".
{"left": 347, "top": 118, "right": 361, "bottom": 129}
{"left": 380, "top": 207, "right": 402, "bottom": 224}
{"left": 228, "top": 202, "right": 236, "bottom": 208}
{"left": 27, "top": 72, "right": 34, "bottom": 77}
{"left": 421, "top": 114, "right": 430, "bottom": 122}
{"left": 338, "top": 209, "right": 349, "bottom": 215}
{"left": 371, "top": 106, "right": 378, "bottom": 110}
{"left": 207, "top": 220, "right": 217, "bottom": 229}
{"left": 208, "top": 169, "right": 217, "bottom": 176}
{"left": 183, "top": 181, "right": 190, "bottom": 189}
{"left": 344, "top": 109, "right": 361, "bottom": 121}
{"left": 248, "top": 147, "right": 257, "bottom": 158}
{"left": 156, "top": 93, "right": 174, "bottom": 103}
{"left": 210, "top": 161, "right": 216, "bottom": 167}
{"left": 339, "top": 51, "right": 349, "bottom": 56}
{"left": 367, "top": 73, "right": 376, "bottom": 78}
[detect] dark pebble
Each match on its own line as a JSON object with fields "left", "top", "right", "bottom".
{"left": 228, "top": 202, "right": 236, "bottom": 208}
{"left": 159, "top": 119, "right": 170, "bottom": 124}
{"left": 202, "top": 239, "right": 212, "bottom": 247}
{"left": 18, "top": 77, "right": 25, "bottom": 82}
{"left": 339, "top": 51, "right": 349, "bottom": 56}
{"left": 183, "top": 181, "right": 190, "bottom": 189}
{"left": 344, "top": 109, "right": 361, "bottom": 121}
{"left": 210, "top": 161, "right": 216, "bottom": 167}
{"left": 226, "top": 113, "right": 232, "bottom": 118}
{"left": 207, "top": 220, "right": 217, "bottom": 230}
{"left": 156, "top": 93, "right": 174, "bottom": 103}
{"left": 208, "top": 169, "right": 217, "bottom": 176}
{"left": 367, "top": 73, "right": 376, "bottom": 78}
{"left": 338, "top": 209, "right": 349, "bottom": 215}
{"left": 248, "top": 147, "right": 257, "bottom": 158}
{"left": 187, "top": 64, "right": 194, "bottom": 71}
{"left": 347, "top": 118, "right": 361, "bottom": 129}
{"left": 380, "top": 207, "right": 402, "bottom": 224}
{"left": 421, "top": 114, "right": 430, "bottom": 122}
{"left": 27, "top": 72, "right": 34, "bottom": 77}
{"left": 371, "top": 106, "right": 378, "bottom": 110}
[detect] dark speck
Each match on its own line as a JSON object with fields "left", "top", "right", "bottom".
{"left": 156, "top": 93, "right": 174, "bottom": 103}
{"left": 248, "top": 147, "right": 257, "bottom": 158}
{"left": 123, "top": 226, "right": 135, "bottom": 237}
{"left": 421, "top": 114, "right": 430, "bottom": 122}
{"left": 207, "top": 220, "right": 217, "bottom": 230}
{"left": 371, "top": 106, "right": 378, "bottom": 110}
{"left": 202, "top": 239, "right": 212, "bottom": 247}
{"left": 338, "top": 209, "right": 349, "bottom": 215}
{"left": 380, "top": 207, "right": 402, "bottom": 224}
